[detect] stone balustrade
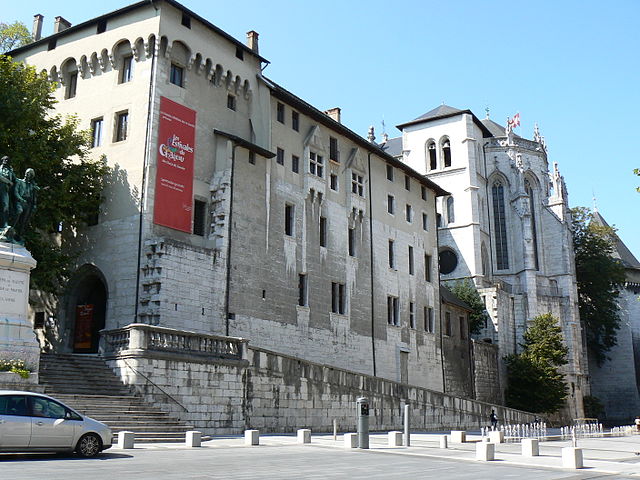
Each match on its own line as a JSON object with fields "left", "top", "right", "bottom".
{"left": 101, "top": 324, "right": 247, "bottom": 361}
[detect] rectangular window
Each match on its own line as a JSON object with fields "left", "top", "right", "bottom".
{"left": 330, "top": 174, "right": 338, "bottom": 191}
{"left": 285, "top": 204, "right": 294, "bottom": 236}
{"left": 276, "top": 147, "right": 284, "bottom": 165}
{"left": 276, "top": 102, "right": 285, "bottom": 123}
{"left": 120, "top": 55, "right": 133, "bottom": 83}
{"left": 408, "top": 246, "right": 414, "bottom": 275}
{"left": 91, "top": 118, "right": 103, "bottom": 148}
{"left": 181, "top": 13, "right": 191, "bottom": 28}
{"left": 422, "top": 213, "right": 428, "bottom": 231}
{"left": 460, "top": 316, "right": 466, "bottom": 339}
{"left": 170, "top": 63, "right": 184, "bottom": 87}
{"left": 421, "top": 185, "right": 427, "bottom": 201}
{"left": 193, "top": 199, "right": 206, "bottom": 236}
{"left": 387, "top": 195, "right": 395, "bottom": 214}
{"left": 405, "top": 204, "right": 413, "bottom": 223}
{"left": 249, "top": 151, "right": 255, "bottom": 165}
{"left": 309, "top": 152, "right": 324, "bottom": 177}
{"left": 292, "top": 155, "right": 299, "bottom": 173}
{"left": 444, "top": 312, "right": 452, "bottom": 336}
{"left": 115, "top": 111, "right": 128, "bottom": 142}
{"left": 97, "top": 19, "right": 107, "bottom": 34}
{"left": 227, "top": 94, "right": 236, "bottom": 111}
{"left": 388, "top": 240, "right": 395, "bottom": 269}
{"left": 351, "top": 173, "right": 364, "bottom": 197}
{"left": 404, "top": 175, "right": 411, "bottom": 191}
{"left": 332, "top": 282, "right": 346, "bottom": 315}
{"left": 409, "top": 302, "right": 415, "bottom": 329}
{"left": 425, "top": 254, "right": 432, "bottom": 282}
{"left": 387, "top": 296, "right": 399, "bottom": 326}
{"left": 386, "top": 164, "right": 394, "bottom": 181}
{"left": 292, "top": 111, "right": 299, "bottom": 131}
{"left": 329, "top": 136, "right": 339, "bottom": 162}
{"left": 298, "top": 274, "right": 308, "bottom": 307}
{"left": 235, "top": 46, "right": 244, "bottom": 60}
{"left": 348, "top": 228, "right": 356, "bottom": 257}
{"left": 66, "top": 72, "right": 78, "bottom": 99}
{"left": 319, "top": 216, "right": 327, "bottom": 247}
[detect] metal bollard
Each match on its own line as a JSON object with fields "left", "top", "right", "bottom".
{"left": 404, "top": 403, "right": 410, "bottom": 447}
{"left": 356, "top": 397, "right": 370, "bottom": 449}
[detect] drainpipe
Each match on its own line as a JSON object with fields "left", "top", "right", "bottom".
{"left": 436, "top": 197, "right": 446, "bottom": 392}
{"left": 367, "top": 151, "right": 377, "bottom": 377}
{"left": 134, "top": 19, "right": 159, "bottom": 322}
{"left": 224, "top": 143, "right": 238, "bottom": 337}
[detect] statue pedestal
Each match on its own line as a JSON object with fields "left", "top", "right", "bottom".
{"left": 0, "top": 242, "right": 39, "bottom": 380}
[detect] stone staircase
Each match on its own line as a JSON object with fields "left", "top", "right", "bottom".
{"left": 39, "top": 353, "right": 196, "bottom": 443}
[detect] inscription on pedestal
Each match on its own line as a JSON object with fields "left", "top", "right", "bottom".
{"left": 0, "top": 270, "right": 28, "bottom": 317}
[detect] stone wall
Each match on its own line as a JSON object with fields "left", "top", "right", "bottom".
{"left": 106, "top": 343, "right": 534, "bottom": 435}
{"left": 472, "top": 340, "right": 502, "bottom": 405}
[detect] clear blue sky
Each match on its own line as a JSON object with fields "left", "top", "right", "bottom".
{"left": 5, "top": 0, "right": 640, "bottom": 259}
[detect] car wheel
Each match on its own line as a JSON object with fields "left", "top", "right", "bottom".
{"left": 76, "top": 433, "right": 102, "bottom": 457}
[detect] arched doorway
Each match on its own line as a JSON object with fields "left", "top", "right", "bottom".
{"left": 67, "top": 266, "right": 107, "bottom": 353}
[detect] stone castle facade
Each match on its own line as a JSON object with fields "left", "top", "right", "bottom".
{"left": 9, "top": 0, "right": 590, "bottom": 418}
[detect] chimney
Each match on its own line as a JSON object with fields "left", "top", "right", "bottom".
{"left": 246, "top": 30, "right": 259, "bottom": 54}
{"left": 32, "top": 14, "right": 44, "bottom": 41}
{"left": 53, "top": 16, "right": 72, "bottom": 34}
{"left": 325, "top": 107, "right": 341, "bottom": 124}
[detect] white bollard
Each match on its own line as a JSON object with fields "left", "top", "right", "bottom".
{"left": 388, "top": 431, "right": 403, "bottom": 447}
{"left": 344, "top": 433, "right": 358, "bottom": 448}
{"left": 185, "top": 430, "right": 202, "bottom": 447}
{"left": 489, "top": 430, "right": 504, "bottom": 444}
{"left": 476, "top": 441, "right": 495, "bottom": 461}
{"left": 297, "top": 429, "right": 311, "bottom": 444}
{"left": 117, "top": 431, "right": 135, "bottom": 449}
{"left": 439, "top": 435, "right": 448, "bottom": 449}
{"left": 244, "top": 429, "right": 259, "bottom": 446}
{"left": 450, "top": 430, "right": 466, "bottom": 443}
{"left": 521, "top": 438, "right": 539, "bottom": 456}
{"left": 562, "top": 447, "right": 583, "bottom": 469}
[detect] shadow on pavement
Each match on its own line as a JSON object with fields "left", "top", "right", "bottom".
{"left": 0, "top": 452, "right": 133, "bottom": 462}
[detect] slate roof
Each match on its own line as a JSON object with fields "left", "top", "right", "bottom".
{"left": 480, "top": 118, "right": 521, "bottom": 138}
{"left": 591, "top": 211, "right": 640, "bottom": 270}
{"left": 379, "top": 136, "right": 402, "bottom": 157}
{"left": 440, "top": 284, "right": 473, "bottom": 311}
{"left": 396, "top": 105, "right": 493, "bottom": 137}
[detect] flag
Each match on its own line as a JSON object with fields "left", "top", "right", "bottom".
{"left": 508, "top": 112, "right": 520, "bottom": 129}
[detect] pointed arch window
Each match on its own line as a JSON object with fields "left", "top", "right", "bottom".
{"left": 442, "top": 139, "right": 451, "bottom": 168}
{"left": 491, "top": 180, "right": 509, "bottom": 270}
{"left": 525, "top": 179, "right": 539, "bottom": 270}
{"left": 427, "top": 141, "right": 437, "bottom": 170}
{"left": 446, "top": 196, "right": 455, "bottom": 224}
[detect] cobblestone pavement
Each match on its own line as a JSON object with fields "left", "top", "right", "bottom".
{"left": 0, "top": 433, "right": 638, "bottom": 479}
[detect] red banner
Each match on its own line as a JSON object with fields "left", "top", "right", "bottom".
{"left": 153, "top": 97, "right": 196, "bottom": 232}
{"left": 74, "top": 304, "right": 94, "bottom": 351}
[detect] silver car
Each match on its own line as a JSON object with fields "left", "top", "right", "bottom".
{"left": 0, "top": 390, "right": 112, "bottom": 457}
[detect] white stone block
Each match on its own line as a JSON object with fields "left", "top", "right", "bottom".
{"left": 476, "top": 441, "right": 495, "bottom": 461}
{"left": 521, "top": 438, "right": 539, "bottom": 456}
{"left": 244, "top": 429, "right": 259, "bottom": 446}
{"left": 388, "top": 431, "right": 403, "bottom": 446}
{"left": 562, "top": 447, "right": 583, "bottom": 469}
{"left": 344, "top": 433, "right": 358, "bottom": 448}
{"left": 117, "top": 431, "right": 135, "bottom": 449}
{"left": 439, "top": 435, "right": 448, "bottom": 449}
{"left": 489, "top": 430, "right": 504, "bottom": 444}
{"left": 185, "top": 430, "right": 201, "bottom": 447}
{"left": 451, "top": 430, "right": 466, "bottom": 443}
{"left": 297, "top": 429, "right": 311, "bottom": 444}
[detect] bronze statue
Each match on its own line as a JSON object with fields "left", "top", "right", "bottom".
{"left": 0, "top": 156, "right": 38, "bottom": 245}
{"left": 0, "top": 155, "right": 16, "bottom": 229}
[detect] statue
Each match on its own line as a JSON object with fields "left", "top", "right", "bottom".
{"left": 0, "top": 155, "right": 16, "bottom": 229}
{"left": 12, "top": 168, "right": 39, "bottom": 240}
{"left": 0, "top": 156, "right": 39, "bottom": 245}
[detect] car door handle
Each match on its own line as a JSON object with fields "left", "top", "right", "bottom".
{"left": 36, "top": 421, "right": 44, "bottom": 426}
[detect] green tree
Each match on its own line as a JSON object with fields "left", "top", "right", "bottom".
{"left": 505, "top": 313, "right": 568, "bottom": 414}
{"left": 0, "top": 55, "right": 109, "bottom": 293}
{"left": 447, "top": 279, "right": 488, "bottom": 334}
{"left": 0, "top": 21, "right": 31, "bottom": 53}
{"left": 571, "top": 207, "right": 625, "bottom": 366}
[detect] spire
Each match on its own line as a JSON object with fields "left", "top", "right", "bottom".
{"left": 485, "top": 106, "right": 490, "bottom": 119}
{"left": 592, "top": 192, "right": 599, "bottom": 213}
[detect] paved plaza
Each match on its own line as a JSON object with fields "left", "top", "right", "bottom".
{"left": 1, "top": 432, "right": 640, "bottom": 479}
